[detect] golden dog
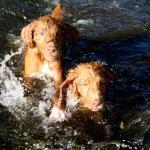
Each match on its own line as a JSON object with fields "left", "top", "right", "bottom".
{"left": 21, "top": 3, "right": 79, "bottom": 106}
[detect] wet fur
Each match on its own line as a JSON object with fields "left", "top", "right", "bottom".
{"left": 21, "top": 2, "right": 79, "bottom": 107}
{"left": 54, "top": 61, "right": 114, "bottom": 111}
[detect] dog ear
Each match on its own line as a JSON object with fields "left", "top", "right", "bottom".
{"left": 21, "top": 21, "right": 36, "bottom": 48}
{"left": 59, "top": 69, "right": 78, "bottom": 100}
{"left": 93, "top": 61, "right": 115, "bottom": 81}
{"left": 51, "top": 2, "right": 65, "bottom": 21}
{"left": 51, "top": 2, "right": 79, "bottom": 42}
{"left": 61, "top": 23, "right": 79, "bottom": 43}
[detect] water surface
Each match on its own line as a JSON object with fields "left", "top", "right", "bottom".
{"left": 0, "top": 0, "right": 150, "bottom": 149}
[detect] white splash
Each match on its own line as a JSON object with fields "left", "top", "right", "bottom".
{"left": 49, "top": 106, "right": 71, "bottom": 122}
{"left": 0, "top": 49, "right": 28, "bottom": 119}
{"left": 47, "top": 89, "right": 79, "bottom": 123}
{"left": 33, "top": 89, "right": 78, "bottom": 124}
{"left": 31, "top": 80, "right": 55, "bottom": 117}
{"left": 66, "top": 89, "right": 79, "bottom": 111}
{"left": 0, "top": 33, "right": 78, "bottom": 123}
{"left": 73, "top": 19, "right": 94, "bottom": 26}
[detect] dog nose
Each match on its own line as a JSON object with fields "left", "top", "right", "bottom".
{"left": 92, "top": 99, "right": 101, "bottom": 107}
{"left": 48, "top": 47, "right": 56, "bottom": 53}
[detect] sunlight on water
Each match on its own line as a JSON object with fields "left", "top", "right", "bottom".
{"left": 0, "top": 48, "right": 28, "bottom": 119}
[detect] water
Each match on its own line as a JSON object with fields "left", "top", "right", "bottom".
{"left": 0, "top": 0, "right": 150, "bottom": 149}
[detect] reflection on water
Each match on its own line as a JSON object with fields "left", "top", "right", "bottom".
{"left": 0, "top": 0, "right": 150, "bottom": 149}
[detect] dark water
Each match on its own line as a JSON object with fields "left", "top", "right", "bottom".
{"left": 0, "top": 0, "right": 150, "bottom": 149}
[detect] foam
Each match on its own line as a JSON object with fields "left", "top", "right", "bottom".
{"left": 0, "top": 44, "right": 27, "bottom": 119}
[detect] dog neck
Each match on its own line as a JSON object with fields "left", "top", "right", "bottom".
{"left": 37, "top": 50, "right": 62, "bottom": 64}
{"left": 41, "top": 56, "right": 62, "bottom": 77}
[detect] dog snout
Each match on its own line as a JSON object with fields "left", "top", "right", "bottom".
{"left": 48, "top": 46, "right": 56, "bottom": 53}
{"left": 91, "top": 97, "right": 104, "bottom": 111}
{"left": 92, "top": 96, "right": 104, "bottom": 106}
{"left": 92, "top": 99, "right": 101, "bottom": 107}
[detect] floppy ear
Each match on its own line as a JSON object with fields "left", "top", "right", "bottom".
{"left": 61, "top": 23, "right": 79, "bottom": 43}
{"left": 51, "top": 2, "right": 79, "bottom": 42}
{"left": 100, "top": 65, "right": 115, "bottom": 81}
{"left": 21, "top": 21, "right": 36, "bottom": 48}
{"left": 59, "top": 69, "right": 78, "bottom": 100}
{"left": 51, "top": 2, "right": 65, "bottom": 21}
{"left": 93, "top": 61, "right": 115, "bottom": 81}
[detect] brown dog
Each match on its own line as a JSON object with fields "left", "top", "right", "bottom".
{"left": 54, "top": 61, "right": 114, "bottom": 112}
{"left": 21, "top": 3, "right": 79, "bottom": 105}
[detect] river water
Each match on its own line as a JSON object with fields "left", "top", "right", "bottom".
{"left": 0, "top": 0, "right": 150, "bottom": 149}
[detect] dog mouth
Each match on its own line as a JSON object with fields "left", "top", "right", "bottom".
{"left": 91, "top": 98, "right": 104, "bottom": 112}
{"left": 48, "top": 54, "right": 57, "bottom": 60}
{"left": 82, "top": 102, "right": 104, "bottom": 112}
{"left": 91, "top": 103, "right": 103, "bottom": 112}
{"left": 44, "top": 50, "right": 58, "bottom": 61}
{"left": 45, "top": 55, "right": 57, "bottom": 61}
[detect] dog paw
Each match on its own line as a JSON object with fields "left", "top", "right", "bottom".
{"left": 48, "top": 107, "right": 71, "bottom": 122}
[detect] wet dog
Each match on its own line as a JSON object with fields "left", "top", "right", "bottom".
{"left": 50, "top": 61, "right": 114, "bottom": 121}
{"left": 21, "top": 3, "right": 79, "bottom": 104}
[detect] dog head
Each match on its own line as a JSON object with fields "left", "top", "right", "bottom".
{"left": 21, "top": 3, "right": 79, "bottom": 62}
{"left": 60, "top": 61, "right": 114, "bottom": 111}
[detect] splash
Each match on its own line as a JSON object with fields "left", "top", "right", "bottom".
{"left": 0, "top": 47, "right": 28, "bottom": 119}
{"left": 0, "top": 34, "right": 78, "bottom": 123}
{"left": 34, "top": 88, "right": 78, "bottom": 124}
{"left": 31, "top": 80, "right": 55, "bottom": 118}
